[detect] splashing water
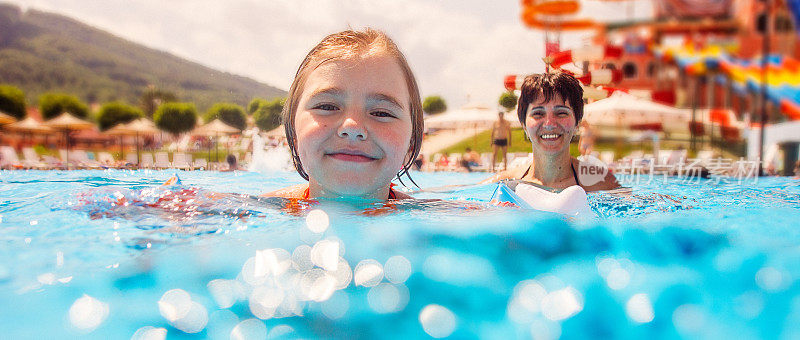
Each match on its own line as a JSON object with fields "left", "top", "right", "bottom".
{"left": 248, "top": 133, "right": 293, "bottom": 173}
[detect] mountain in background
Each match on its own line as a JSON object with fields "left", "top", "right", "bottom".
{"left": 0, "top": 3, "right": 285, "bottom": 112}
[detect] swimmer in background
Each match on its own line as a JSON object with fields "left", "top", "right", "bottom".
{"left": 491, "top": 111, "right": 511, "bottom": 171}
{"left": 482, "top": 72, "right": 620, "bottom": 192}
{"left": 221, "top": 154, "right": 239, "bottom": 172}
{"left": 261, "top": 28, "right": 423, "bottom": 201}
{"left": 460, "top": 147, "right": 480, "bottom": 172}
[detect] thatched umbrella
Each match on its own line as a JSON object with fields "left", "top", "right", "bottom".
{"left": 193, "top": 119, "right": 240, "bottom": 162}
{"left": 0, "top": 111, "right": 16, "bottom": 125}
{"left": 44, "top": 112, "right": 95, "bottom": 169}
{"left": 7, "top": 117, "right": 53, "bottom": 146}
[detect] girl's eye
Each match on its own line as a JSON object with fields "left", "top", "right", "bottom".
{"left": 371, "top": 110, "right": 396, "bottom": 118}
{"left": 313, "top": 103, "right": 338, "bottom": 111}
{"left": 557, "top": 111, "right": 571, "bottom": 116}
{"left": 530, "top": 111, "right": 545, "bottom": 117}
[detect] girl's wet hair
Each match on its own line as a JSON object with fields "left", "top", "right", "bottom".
{"left": 517, "top": 72, "right": 584, "bottom": 126}
{"left": 282, "top": 28, "right": 424, "bottom": 184}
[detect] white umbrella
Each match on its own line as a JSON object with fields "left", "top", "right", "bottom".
{"left": 8, "top": 117, "right": 53, "bottom": 146}
{"left": 425, "top": 102, "right": 521, "bottom": 130}
{"left": 583, "top": 92, "right": 689, "bottom": 133}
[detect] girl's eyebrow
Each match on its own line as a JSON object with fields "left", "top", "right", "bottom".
{"left": 530, "top": 105, "right": 572, "bottom": 111}
{"left": 309, "top": 88, "right": 405, "bottom": 110}
{"left": 367, "top": 93, "right": 405, "bottom": 110}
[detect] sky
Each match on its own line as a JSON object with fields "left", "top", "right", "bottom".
{"left": 9, "top": 0, "right": 653, "bottom": 109}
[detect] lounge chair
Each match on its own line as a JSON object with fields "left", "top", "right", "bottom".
{"left": 70, "top": 150, "right": 103, "bottom": 169}
{"left": 21, "top": 147, "right": 47, "bottom": 169}
{"left": 124, "top": 153, "right": 139, "bottom": 168}
{"left": 193, "top": 158, "right": 208, "bottom": 170}
{"left": 140, "top": 153, "right": 155, "bottom": 169}
{"left": 97, "top": 152, "right": 116, "bottom": 167}
{"left": 154, "top": 152, "right": 171, "bottom": 169}
{"left": 0, "top": 146, "right": 22, "bottom": 169}
{"left": 172, "top": 152, "right": 192, "bottom": 170}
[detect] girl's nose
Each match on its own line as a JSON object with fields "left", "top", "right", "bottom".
{"left": 337, "top": 115, "right": 368, "bottom": 141}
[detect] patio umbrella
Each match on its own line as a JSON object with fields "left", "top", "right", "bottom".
{"left": 105, "top": 122, "right": 137, "bottom": 161}
{"left": 7, "top": 117, "right": 53, "bottom": 146}
{"left": 44, "top": 112, "right": 95, "bottom": 169}
{"left": 0, "top": 111, "right": 16, "bottom": 125}
{"left": 583, "top": 91, "right": 690, "bottom": 134}
{"left": 193, "top": 119, "right": 240, "bottom": 162}
{"left": 126, "top": 118, "right": 161, "bottom": 160}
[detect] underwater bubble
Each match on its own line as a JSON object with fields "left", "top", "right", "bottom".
{"left": 329, "top": 257, "right": 353, "bottom": 290}
{"left": 305, "top": 209, "right": 329, "bottom": 233}
{"left": 384, "top": 255, "right": 412, "bottom": 284}
{"left": 419, "top": 304, "right": 456, "bottom": 338}
{"left": 301, "top": 269, "right": 336, "bottom": 302}
{"left": 541, "top": 286, "right": 583, "bottom": 321}
{"left": 207, "top": 279, "right": 237, "bottom": 309}
{"left": 130, "top": 326, "right": 167, "bottom": 340}
{"left": 267, "top": 325, "right": 295, "bottom": 339}
{"left": 230, "top": 318, "right": 267, "bottom": 340}
{"left": 68, "top": 294, "right": 109, "bottom": 331}
{"left": 507, "top": 280, "right": 547, "bottom": 323}
{"left": 672, "top": 304, "right": 705, "bottom": 334}
{"left": 529, "top": 317, "right": 561, "bottom": 340}
{"left": 354, "top": 259, "right": 384, "bottom": 287}
{"left": 241, "top": 257, "right": 267, "bottom": 287}
{"left": 606, "top": 267, "right": 631, "bottom": 290}
{"left": 367, "top": 283, "right": 401, "bottom": 314}
{"left": 254, "top": 248, "right": 291, "bottom": 278}
{"left": 626, "top": 293, "right": 655, "bottom": 323}
{"left": 734, "top": 291, "right": 764, "bottom": 319}
{"left": 310, "top": 240, "right": 340, "bottom": 271}
{"left": 291, "top": 245, "right": 313, "bottom": 272}
{"left": 158, "top": 289, "right": 192, "bottom": 322}
{"left": 249, "top": 286, "right": 284, "bottom": 319}
{"left": 171, "top": 301, "right": 208, "bottom": 334}
{"left": 321, "top": 291, "right": 350, "bottom": 320}
{"left": 756, "top": 266, "right": 788, "bottom": 292}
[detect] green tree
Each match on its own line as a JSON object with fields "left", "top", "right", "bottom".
{"left": 0, "top": 84, "right": 26, "bottom": 120}
{"left": 204, "top": 102, "right": 246, "bottom": 130}
{"left": 97, "top": 102, "right": 143, "bottom": 131}
{"left": 140, "top": 87, "right": 177, "bottom": 118}
{"left": 499, "top": 91, "right": 518, "bottom": 112}
{"left": 154, "top": 102, "right": 197, "bottom": 136}
{"left": 422, "top": 95, "right": 447, "bottom": 115}
{"left": 39, "top": 93, "right": 89, "bottom": 120}
{"left": 247, "top": 98, "right": 268, "bottom": 115}
{"left": 253, "top": 98, "right": 284, "bottom": 131}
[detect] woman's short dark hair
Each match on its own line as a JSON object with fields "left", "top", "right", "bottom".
{"left": 516, "top": 72, "right": 584, "bottom": 126}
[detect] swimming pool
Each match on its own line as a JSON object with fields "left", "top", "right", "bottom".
{"left": 1, "top": 169, "right": 799, "bottom": 339}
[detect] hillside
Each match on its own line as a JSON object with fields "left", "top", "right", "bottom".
{"left": 0, "top": 3, "right": 285, "bottom": 111}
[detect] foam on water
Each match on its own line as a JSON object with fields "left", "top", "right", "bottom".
{"left": 1, "top": 169, "right": 799, "bottom": 339}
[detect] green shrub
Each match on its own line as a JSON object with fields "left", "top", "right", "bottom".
{"left": 499, "top": 91, "right": 518, "bottom": 112}
{"left": 39, "top": 92, "right": 89, "bottom": 120}
{"left": 422, "top": 95, "right": 447, "bottom": 115}
{"left": 154, "top": 102, "right": 197, "bottom": 135}
{"left": 253, "top": 98, "right": 284, "bottom": 131}
{"left": 247, "top": 98, "right": 268, "bottom": 115}
{"left": 97, "top": 101, "right": 143, "bottom": 131}
{"left": 0, "top": 84, "right": 26, "bottom": 119}
{"left": 204, "top": 102, "right": 246, "bottom": 130}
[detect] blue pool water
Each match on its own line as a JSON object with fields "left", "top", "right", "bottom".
{"left": 1, "top": 169, "right": 800, "bottom": 339}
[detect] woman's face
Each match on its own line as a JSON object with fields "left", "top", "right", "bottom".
{"left": 524, "top": 94, "right": 577, "bottom": 156}
{"left": 294, "top": 54, "right": 413, "bottom": 198}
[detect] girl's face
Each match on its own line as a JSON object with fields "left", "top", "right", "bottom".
{"left": 294, "top": 54, "right": 413, "bottom": 198}
{"left": 524, "top": 94, "right": 577, "bottom": 156}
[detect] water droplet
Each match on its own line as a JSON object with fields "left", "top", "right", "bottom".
{"left": 419, "top": 304, "right": 456, "bottom": 338}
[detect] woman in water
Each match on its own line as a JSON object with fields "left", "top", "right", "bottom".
{"left": 483, "top": 72, "right": 619, "bottom": 192}
{"left": 262, "top": 28, "right": 423, "bottom": 200}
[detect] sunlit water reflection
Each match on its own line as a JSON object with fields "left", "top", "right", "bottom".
{"left": 1, "top": 170, "right": 799, "bottom": 338}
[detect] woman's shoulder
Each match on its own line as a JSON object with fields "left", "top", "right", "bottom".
{"left": 260, "top": 183, "right": 308, "bottom": 199}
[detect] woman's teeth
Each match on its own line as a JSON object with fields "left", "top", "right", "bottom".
{"left": 540, "top": 134, "right": 561, "bottom": 140}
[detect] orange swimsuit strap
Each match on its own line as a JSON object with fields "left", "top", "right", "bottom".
{"left": 302, "top": 183, "right": 398, "bottom": 200}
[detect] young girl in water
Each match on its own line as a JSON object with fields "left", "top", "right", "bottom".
{"left": 262, "top": 28, "right": 424, "bottom": 200}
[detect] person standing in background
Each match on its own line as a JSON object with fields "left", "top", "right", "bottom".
{"left": 491, "top": 111, "right": 511, "bottom": 171}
